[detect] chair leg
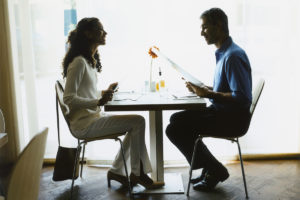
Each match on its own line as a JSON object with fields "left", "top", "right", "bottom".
{"left": 116, "top": 138, "right": 133, "bottom": 199}
{"left": 80, "top": 143, "right": 86, "bottom": 178}
{"left": 186, "top": 136, "right": 203, "bottom": 196}
{"left": 70, "top": 143, "right": 82, "bottom": 200}
{"left": 236, "top": 139, "right": 249, "bottom": 199}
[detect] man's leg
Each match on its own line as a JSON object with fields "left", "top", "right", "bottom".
{"left": 166, "top": 110, "right": 205, "bottom": 168}
{"left": 166, "top": 109, "right": 221, "bottom": 169}
{"left": 165, "top": 109, "right": 229, "bottom": 190}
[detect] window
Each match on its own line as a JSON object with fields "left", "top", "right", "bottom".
{"left": 9, "top": 0, "right": 300, "bottom": 163}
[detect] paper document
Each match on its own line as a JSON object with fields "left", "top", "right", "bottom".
{"left": 172, "top": 93, "right": 200, "bottom": 100}
{"left": 113, "top": 92, "right": 142, "bottom": 101}
{"left": 152, "top": 48, "right": 205, "bottom": 87}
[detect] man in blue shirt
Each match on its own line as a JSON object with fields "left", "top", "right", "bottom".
{"left": 166, "top": 8, "right": 252, "bottom": 191}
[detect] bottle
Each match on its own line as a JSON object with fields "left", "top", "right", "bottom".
{"left": 158, "top": 67, "right": 165, "bottom": 92}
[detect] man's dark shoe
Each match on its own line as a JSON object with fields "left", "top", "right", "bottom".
{"left": 193, "top": 169, "right": 229, "bottom": 191}
{"left": 190, "top": 168, "right": 208, "bottom": 184}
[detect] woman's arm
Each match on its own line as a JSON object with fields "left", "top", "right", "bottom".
{"left": 63, "top": 57, "right": 99, "bottom": 109}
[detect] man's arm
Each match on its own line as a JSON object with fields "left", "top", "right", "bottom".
{"left": 185, "top": 82, "right": 213, "bottom": 93}
{"left": 187, "top": 82, "right": 235, "bottom": 103}
{"left": 206, "top": 89, "right": 234, "bottom": 102}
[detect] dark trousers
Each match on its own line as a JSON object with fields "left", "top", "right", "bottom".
{"left": 165, "top": 105, "right": 250, "bottom": 174}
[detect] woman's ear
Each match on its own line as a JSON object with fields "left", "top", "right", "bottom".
{"left": 84, "top": 30, "right": 93, "bottom": 39}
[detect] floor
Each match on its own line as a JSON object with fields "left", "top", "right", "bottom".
{"left": 38, "top": 160, "right": 300, "bottom": 200}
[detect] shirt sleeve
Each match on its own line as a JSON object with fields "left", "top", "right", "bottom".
{"left": 63, "top": 57, "right": 99, "bottom": 109}
{"left": 96, "top": 90, "right": 102, "bottom": 99}
{"left": 225, "top": 54, "right": 252, "bottom": 104}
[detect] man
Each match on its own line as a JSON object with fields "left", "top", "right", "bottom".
{"left": 166, "top": 8, "right": 252, "bottom": 191}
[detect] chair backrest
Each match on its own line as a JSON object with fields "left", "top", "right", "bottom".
{"left": 55, "top": 80, "right": 78, "bottom": 142}
{"left": 250, "top": 78, "right": 265, "bottom": 115}
{"left": 55, "top": 80, "right": 70, "bottom": 126}
{"left": 0, "top": 109, "right": 5, "bottom": 133}
{"left": 6, "top": 128, "right": 48, "bottom": 200}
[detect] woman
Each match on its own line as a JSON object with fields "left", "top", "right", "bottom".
{"left": 62, "top": 17, "right": 162, "bottom": 189}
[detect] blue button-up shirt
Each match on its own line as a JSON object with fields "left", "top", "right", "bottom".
{"left": 211, "top": 37, "right": 252, "bottom": 111}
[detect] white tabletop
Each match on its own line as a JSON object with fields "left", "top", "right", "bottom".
{"left": 105, "top": 92, "right": 206, "bottom": 111}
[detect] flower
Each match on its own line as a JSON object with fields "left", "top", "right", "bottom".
{"left": 148, "top": 46, "right": 159, "bottom": 58}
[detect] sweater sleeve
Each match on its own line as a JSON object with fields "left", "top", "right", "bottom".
{"left": 63, "top": 57, "right": 99, "bottom": 109}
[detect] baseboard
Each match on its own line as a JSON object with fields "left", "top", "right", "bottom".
{"left": 238, "top": 153, "right": 300, "bottom": 161}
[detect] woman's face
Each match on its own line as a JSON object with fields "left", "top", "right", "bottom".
{"left": 90, "top": 21, "right": 107, "bottom": 45}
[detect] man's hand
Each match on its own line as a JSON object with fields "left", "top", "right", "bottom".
{"left": 185, "top": 81, "right": 195, "bottom": 93}
{"left": 187, "top": 82, "right": 234, "bottom": 102}
{"left": 186, "top": 82, "right": 211, "bottom": 98}
{"left": 98, "top": 90, "right": 114, "bottom": 106}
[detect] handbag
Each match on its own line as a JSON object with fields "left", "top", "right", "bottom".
{"left": 52, "top": 145, "right": 81, "bottom": 181}
{"left": 52, "top": 97, "right": 81, "bottom": 181}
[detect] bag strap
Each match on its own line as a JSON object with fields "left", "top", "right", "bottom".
{"left": 56, "top": 93, "right": 61, "bottom": 146}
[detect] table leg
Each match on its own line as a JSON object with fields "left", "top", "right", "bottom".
{"left": 132, "top": 110, "right": 184, "bottom": 194}
{"left": 149, "top": 110, "right": 164, "bottom": 182}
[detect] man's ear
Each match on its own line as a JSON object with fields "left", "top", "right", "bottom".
{"left": 213, "top": 22, "right": 223, "bottom": 37}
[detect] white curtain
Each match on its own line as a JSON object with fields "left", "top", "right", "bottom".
{"left": 8, "top": 0, "right": 300, "bottom": 162}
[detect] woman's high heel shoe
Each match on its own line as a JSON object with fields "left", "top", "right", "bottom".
{"left": 107, "top": 171, "right": 130, "bottom": 187}
{"left": 130, "top": 173, "right": 164, "bottom": 189}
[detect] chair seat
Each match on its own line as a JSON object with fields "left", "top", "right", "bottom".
{"left": 200, "top": 134, "right": 242, "bottom": 140}
{"left": 78, "top": 132, "right": 127, "bottom": 142}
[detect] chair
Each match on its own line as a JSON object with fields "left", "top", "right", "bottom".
{"left": 186, "top": 78, "right": 265, "bottom": 198}
{"left": 0, "top": 128, "right": 48, "bottom": 200}
{"left": 0, "top": 109, "right": 5, "bottom": 133}
{"left": 55, "top": 80, "right": 132, "bottom": 199}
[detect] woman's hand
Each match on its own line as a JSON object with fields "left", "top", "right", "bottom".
{"left": 98, "top": 89, "right": 114, "bottom": 106}
{"left": 107, "top": 82, "right": 118, "bottom": 91}
{"left": 101, "top": 82, "right": 118, "bottom": 98}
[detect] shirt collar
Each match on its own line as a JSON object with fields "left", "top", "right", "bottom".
{"left": 215, "top": 36, "right": 233, "bottom": 54}
{"left": 215, "top": 36, "right": 232, "bottom": 62}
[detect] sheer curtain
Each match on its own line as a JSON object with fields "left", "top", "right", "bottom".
{"left": 7, "top": 0, "right": 300, "bottom": 163}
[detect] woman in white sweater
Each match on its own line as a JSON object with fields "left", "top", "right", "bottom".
{"left": 62, "top": 17, "right": 162, "bottom": 189}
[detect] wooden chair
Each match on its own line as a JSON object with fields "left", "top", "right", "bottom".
{"left": 0, "top": 128, "right": 48, "bottom": 200}
{"left": 0, "top": 109, "right": 5, "bottom": 133}
{"left": 187, "top": 78, "right": 265, "bottom": 198}
{"left": 55, "top": 80, "right": 132, "bottom": 199}
{"left": 0, "top": 109, "right": 8, "bottom": 148}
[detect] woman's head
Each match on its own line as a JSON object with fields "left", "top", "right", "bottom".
{"left": 71, "top": 17, "right": 107, "bottom": 46}
{"left": 62, "top": 17, "right": 106, "bottom": 77}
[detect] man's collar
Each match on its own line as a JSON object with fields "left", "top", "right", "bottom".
{"left": 215, "top": 36, "right": 232, "bottom": 54}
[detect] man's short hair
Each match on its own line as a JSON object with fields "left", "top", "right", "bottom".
{"left": 201, "top": 8, "right": 229, "bottom": 36}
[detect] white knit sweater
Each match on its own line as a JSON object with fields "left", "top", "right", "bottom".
{"left": 63, "top": 56, "right": 102, "bottom": 132}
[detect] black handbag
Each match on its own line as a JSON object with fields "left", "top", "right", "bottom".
{"left": 52, "top": 145, "right": 81, "bottom": 181}
{"left": 52, "top": 97, "right": 81, "bottom": 181}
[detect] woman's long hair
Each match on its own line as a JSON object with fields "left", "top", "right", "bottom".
{"left": 62, "top": 17, "right": 102, "bottom": 78}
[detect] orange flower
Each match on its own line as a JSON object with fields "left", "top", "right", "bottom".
{"left": 148, "top": 46, "right": 160, "bottom": 59}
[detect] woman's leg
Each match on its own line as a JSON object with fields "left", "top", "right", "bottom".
{"left": 82, "top": 114, "right": 152, "bottom": 176}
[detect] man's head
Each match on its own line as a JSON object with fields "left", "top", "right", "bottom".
{"left": 200, "top": 8, "right": 229, "bottom": 46}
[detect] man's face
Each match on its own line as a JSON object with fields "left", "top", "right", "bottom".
{"left": 200, "top": 17, "right": 220, "bottom": 45}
